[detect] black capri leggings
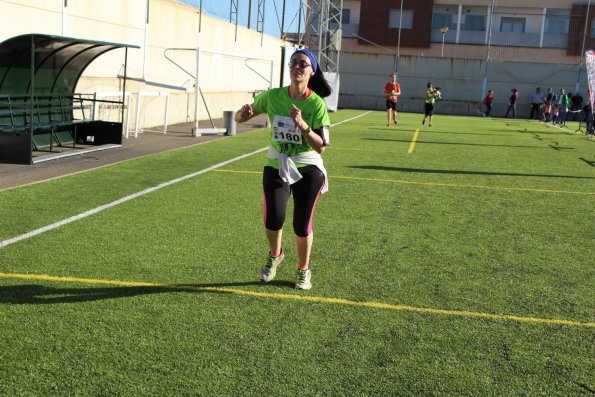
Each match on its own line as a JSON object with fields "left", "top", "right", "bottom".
{"left": 263, "top": 165, "right": 326, "bottom": 237}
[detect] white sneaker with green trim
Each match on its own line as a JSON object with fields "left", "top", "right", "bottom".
{"left": 295, "top": 268, "right": 312, "bottom": 290}
{"left": 260, "top": 250, "right": 284, "bottom": 282}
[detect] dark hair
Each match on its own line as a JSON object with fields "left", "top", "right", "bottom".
{"left": 308, "top": 68, "right": 332, "bottom": 98}
{"left": 427, "top": 82, "right": 432, "bottom": 88}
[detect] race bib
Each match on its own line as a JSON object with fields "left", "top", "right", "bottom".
{"left": 272, "top": 115, "right": 303, "bottom": 145}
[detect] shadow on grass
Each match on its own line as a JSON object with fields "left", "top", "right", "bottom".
{"left": 349, "top": 165, "right": 595, "bottom": 180}
{"left": 0, "top": 280, "right": 296, "bottom": 304}
{"left": 363, "top": 137, "right": 552, "bottom": 149}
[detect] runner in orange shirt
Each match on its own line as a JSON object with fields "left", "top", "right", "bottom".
{"left": 383, "top": 73, "right": 401, "bottom": 127}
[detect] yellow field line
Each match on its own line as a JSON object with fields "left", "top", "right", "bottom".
{"left": 1, "top": 272, "right": 592, "bottom": 328}
{"left": 407, "top": 128, "right": 420, "bottom": 154}
{"left": 213, "top": 170, "right": 595, "bottom": 195}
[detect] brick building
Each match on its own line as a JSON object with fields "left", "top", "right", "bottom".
{"left": 340, "top": 0, "right": 594, "bottom": 63}
{"left": 318, "top": 0, "right": 594, "bottom": 114}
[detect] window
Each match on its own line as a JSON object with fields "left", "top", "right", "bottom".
{"left": 500, "top": 17, "right": 525, "bottom": 33}
{"left": 342, "top": 9, "right": 351, "bottom": 25}
{"left": 463, "top": 15, "right": 486, "bottom": 31}
{"left": 591, "top": 18, "right": 595, "bottom": 37}
{"left": 388, "top": 9, "right": 413, "bottom": 29}
{"left": 432, "top": 13, "right": 453, "bottom": 29}
{"left": 545, "top": 9, "right": 569, "bottom": 34}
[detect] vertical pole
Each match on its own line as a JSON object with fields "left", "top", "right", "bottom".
{"left": 297, "top": 0, "right": 303, "bottom": 46}
{"left": 29, "top": 36, "right": 34, "bottom": 164}
{"left": 281, "top": 0, "right": 287, "bottom": 39}
{"left": 395, "top": 0, "right": 403, "bottom": 74}
{"left": 199, "top": 0, "right": 203, "bottom": 33}
{"left": 125, "top": 94, "right": 131, "bottom": 139}
{"left": 194, "top": 48, "right": 201, "bottom": 137}
{"left": 92, "top": 92, "right": 98, "bottom": 121}
{"left": 143, "top": 0, "right": 150, "bottom": 79}
{"left": 135, "top": 92, "right": 141, "bottom": 138}
{"left": 163, "top": 94, "right": 169, "bottom": 135}
{"left": 539, "top": 8, "right": 546, "bottom": 48}
{"left": 62, "top": 0, "right": 67, "bottom": 35}
{"left": 122, "top": 48, "right": 128, "bottom": 132}
{"left": 481, "top": 0, "right": 495, "bottom": 102}
{"left": 248, "top": 0, "right": 252, "bottom": 29}
{"left": 456, "top": 4, "right": 462, "bottom": 43}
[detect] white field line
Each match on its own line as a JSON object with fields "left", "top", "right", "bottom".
{"left": 0, "top": 111, "right": 370, "bottom": 249}
{"left": 0, "top": 149, "right": 266, "bottom": 249}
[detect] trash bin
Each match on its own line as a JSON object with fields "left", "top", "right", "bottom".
{"left": 224, "top": 110, "right": 236, "bottom": 136}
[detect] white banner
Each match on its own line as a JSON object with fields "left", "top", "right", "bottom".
{"left": 585, "top": 50, "right": 595, "bottom": 106}
{"left": 323, "top": 72, "right": 340, "bottom": 112}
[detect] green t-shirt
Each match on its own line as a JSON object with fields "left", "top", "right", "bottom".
{"left": 425, "top": 89, "right": 437, "bottom": 104}
{"left": 253, "top": 87, "right": 330, "bottom": 168}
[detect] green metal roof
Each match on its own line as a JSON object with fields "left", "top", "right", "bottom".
{"left": 0, "top": 33, "right": 140, "bottom": 97}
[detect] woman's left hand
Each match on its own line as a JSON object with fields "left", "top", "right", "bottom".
{"left": 290, "top": 104, "right": 307, "bottom": 131}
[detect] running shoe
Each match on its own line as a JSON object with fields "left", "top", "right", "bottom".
{"left": 260, "top": 249, "right": 284, "bottom": 282}
{"left": 295, "top": 268, "right": 312, "bottom": 290}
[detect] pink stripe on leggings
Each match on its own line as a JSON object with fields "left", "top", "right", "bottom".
{"left": 306, "top": 180, "right": 326, "bottom": 235}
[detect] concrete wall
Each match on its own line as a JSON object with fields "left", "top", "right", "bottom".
{"left": 339, "top": 51, "right": 587, "bottom": 118}
{"left": 0, "top": 0, "right": 289, "bottom": 130}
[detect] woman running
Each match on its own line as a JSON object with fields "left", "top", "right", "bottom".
{"left": 383, "top": 73, "right": 401, "bottom": 127}
{"left": 422, "top": 82, "right": 441, "bottom": 127}
{"left": 234, "top": 49, "right": 331, "bottom": 290}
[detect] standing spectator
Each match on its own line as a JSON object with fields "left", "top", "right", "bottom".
{"left": 583, "top": 91, "right": 593, "bottom": 134}
{"left": 504, "top": 88, "right": 519, "bottom": 118}
{"left": 383, "top": 73, "right": 401, "bottom": 127}
{"left": 543, "top": 100, "right": 552, "bottom": 122}
{"left": 557, "top": 88, "right": 570, "bottom": 124}
{"left": 545, "top": 88, "right": 556, "bottom": 121}
{"left": 529, "top": 87, "right": 542, "bottom": 119}
{"left": 552, "top": 104, "right": 560, "bottom": 124}
{"left": 483, "top": 89, "right": 494, "bottom": 117}
{"left": 571, "top": 92, "right": 583, "bottom": 121}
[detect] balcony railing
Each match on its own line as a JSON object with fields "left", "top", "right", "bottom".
{"left": 430, "top": 29, "right": 568, "bottom": 48}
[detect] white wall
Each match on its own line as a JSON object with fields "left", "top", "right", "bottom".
{"left": 339, "top": 51, "right": 587, "bottom": 118}
{"left": 0, "top": 0, "right": 291, "bottom": 129}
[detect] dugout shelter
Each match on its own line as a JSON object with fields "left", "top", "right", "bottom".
{"left": 0, "top": 34, "right": 139, "bottom": 164}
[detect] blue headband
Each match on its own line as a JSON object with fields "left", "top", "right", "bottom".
{"left": 293, "top": 49, "right": 318, "bottom": 73}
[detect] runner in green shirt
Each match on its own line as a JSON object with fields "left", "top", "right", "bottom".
{"left": 235, "top": 49, "right": 331, "bottom": 290}
{"left": 422, "top": 82, "right": 441, "bottom": 127}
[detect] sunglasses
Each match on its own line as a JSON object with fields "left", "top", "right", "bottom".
{"left": 288, "top": 60, "right": 312, "bottom": 69}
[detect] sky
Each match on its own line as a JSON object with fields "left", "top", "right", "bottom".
{"left": 175, "top": 0, "right": 303, "bottom": 39}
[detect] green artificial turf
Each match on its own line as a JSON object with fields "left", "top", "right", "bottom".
{"left": 0, "top": 110, "right": 593, "bottom": 396}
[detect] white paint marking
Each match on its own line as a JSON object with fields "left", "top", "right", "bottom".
{"left": 0, "top": 112, "right": 371, "bottom": 249}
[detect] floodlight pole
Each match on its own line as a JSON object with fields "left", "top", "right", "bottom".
{"left": 394, "top": 0, "right": 403, "bottom": 74}
{"left": 440, "top": 26, "right": 449, "bottom": 57}
{"left": 481, "top": 0, "right": 495, "bottom": 102}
